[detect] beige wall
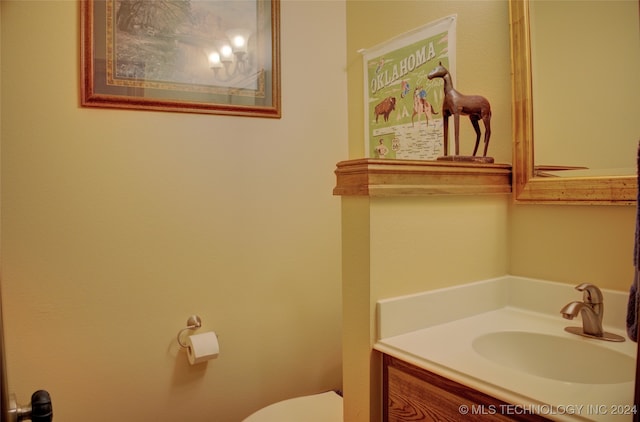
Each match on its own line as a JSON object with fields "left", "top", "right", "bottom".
{"left": 344, "top": 2, "right": 512, "bottom": 420}
{"left": 347, "top": 0, "right": 512, "bottom": 163}
{"left": 2, "top": 1, "right": 636, "bottom": 422}
{"left": 343, "top": 1, "right": 636, "bottom": 421}
{"left": 510, "top": 204, "right": 635, "bottom": 291}
{"left": 0, "top": 1, "right": 346, "bottom": 421}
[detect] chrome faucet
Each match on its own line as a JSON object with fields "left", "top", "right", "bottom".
{"left": 560, "top": 283, "right": 625, "bottom": 341}
{"left": 560, "top": 283, "right": 604, "bottom": 337}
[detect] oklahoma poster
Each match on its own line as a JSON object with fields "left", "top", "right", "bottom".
{"left": 363, "top": 15, "right": 456, "bottom": 159}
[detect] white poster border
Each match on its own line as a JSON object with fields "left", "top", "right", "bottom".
{"left": 362, "top": 15, "right": 457, "bottom": 160}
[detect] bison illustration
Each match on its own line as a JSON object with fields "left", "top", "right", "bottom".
{"left": 374, "top": 97, "right": 396, "bottom": 123}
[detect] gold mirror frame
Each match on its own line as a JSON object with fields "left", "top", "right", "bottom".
{"left": 509, "top": 0, "right": 637, "bottom": 205}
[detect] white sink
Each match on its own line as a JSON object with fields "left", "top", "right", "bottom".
{"left": 375, "top": 277, "right": 637, "bottom": 421}
{"left": 472, "top": 331, "right": 635, "bottom": 384}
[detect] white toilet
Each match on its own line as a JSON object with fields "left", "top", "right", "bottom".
{"left": 243, "top": 391, "right": 343, "bottom": 422}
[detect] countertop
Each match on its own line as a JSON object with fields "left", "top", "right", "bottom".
{"left": 374, "top": 276, "right": 637, "bottom": 421}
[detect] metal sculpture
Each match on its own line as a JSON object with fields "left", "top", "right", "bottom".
{"left": 427, "top": 62, "right": 492, "bottom": 158}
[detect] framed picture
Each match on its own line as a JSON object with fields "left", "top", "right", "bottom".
{"left": 81, "top": 0, "right": 280, "bottom": 118}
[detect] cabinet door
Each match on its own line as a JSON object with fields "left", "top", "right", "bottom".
{"left": 384, "top": 354, "right": 548, "bottom": 422}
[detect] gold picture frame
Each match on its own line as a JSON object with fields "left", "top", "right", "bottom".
{"left": 509, "top": 0, "right": 636, "bottom": 204}
{"left": 81, "top": 0, "right": 280, "bottom": 118}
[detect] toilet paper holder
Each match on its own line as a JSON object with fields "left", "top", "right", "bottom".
{"left": 177, "top": 315, "right": 202, "bottom": 348}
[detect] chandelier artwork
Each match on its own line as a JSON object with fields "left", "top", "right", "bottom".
{"left": 81, "top": 0, "right": 280, "bottom": 118}
{"left": 208, "top": 29, "right": 255, "bottom": 83}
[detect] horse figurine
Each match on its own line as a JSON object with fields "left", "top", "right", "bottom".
{"left": 411, "top": 87, "right": 438, "bottom": 127}
{"left": 427, "top": 62, "right": 492, "bottom": 158}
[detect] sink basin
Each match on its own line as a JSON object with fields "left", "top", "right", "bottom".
{"left": 472, "top": 331, "right": 634, "bottom": 384}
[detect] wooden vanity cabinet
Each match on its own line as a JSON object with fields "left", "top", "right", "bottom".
{"left": 383, "top": 354, "right": 550, "bottom": 422}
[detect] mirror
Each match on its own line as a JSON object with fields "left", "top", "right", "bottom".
{"left": 509, "top": 0, "right": 638, "bottom": 204}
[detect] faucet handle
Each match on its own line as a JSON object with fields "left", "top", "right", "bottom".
{"left": 575, "top": 283, "right": 603, "bottom": 304}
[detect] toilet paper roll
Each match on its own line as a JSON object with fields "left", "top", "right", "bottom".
{"left": 186, "top": 331, "right": 219, "bottom": 365}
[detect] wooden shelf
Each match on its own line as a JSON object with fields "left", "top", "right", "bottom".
{"left": 333, "top": 159, "right": 512, "bottom": 197}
